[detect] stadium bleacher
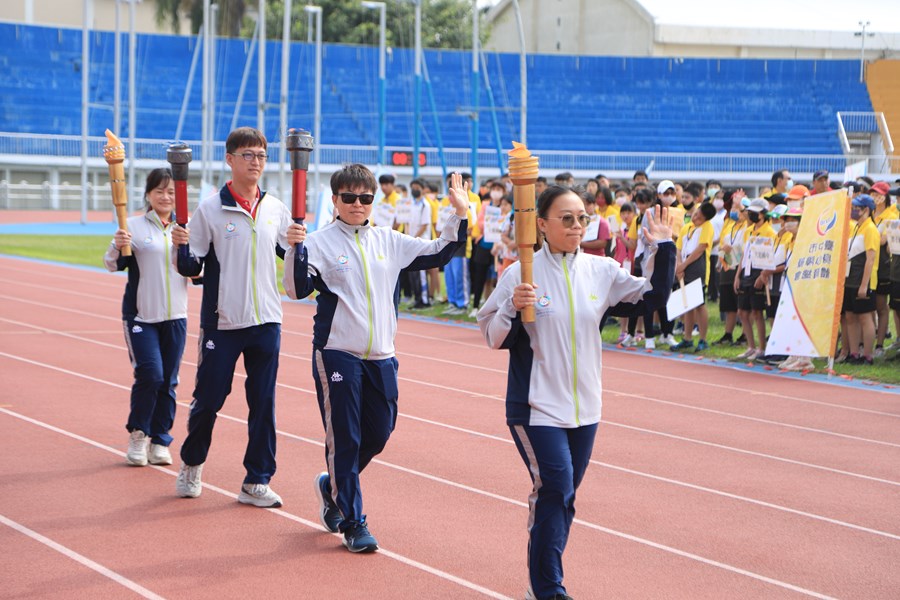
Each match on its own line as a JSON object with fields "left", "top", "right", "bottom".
{"left": 0, "top": 22, "right": 873, "bottom": 156}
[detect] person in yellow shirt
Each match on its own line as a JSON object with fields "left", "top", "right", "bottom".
{"left": 671, "top": 202, "right": 716, "bottom": 351}
{"left": 870, "top": 181, "right": 898, "bottom": 356}
{"left": 841, "top": 195, "right": 880, "bottom": 365}
{"left": 376, "top": 174, "right": 402, "bottom": 231}
{"left": 716, "top": 192, "right": 748, "bottom": 346}
{"left": 439, "top": 172, "right": 479, "bottom": 315}
{"left": 734, "top": 199, "right": 777, "bottom": 361}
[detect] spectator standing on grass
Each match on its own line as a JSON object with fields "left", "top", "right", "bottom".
{"left": 734, "top": 198, "right": 776, "bottom": 361}
{"left": 715, "top": 191, "right": 748, "bottom": 345}
{"left": 870, "top": 181, "right": 898, "bottom": 357}
{"left": 406, "top": 178, "right": 434, "bottom": 309}
{"left": 469, "top": 181, "right": 503, "bottom": 317}
{"left": 756, "top": 204, "right": 792, "bottom": 365}
{"left": 104, "top": 168, "right": 189, "bottom": 468}
{"left": 671, "top": 202, "right": 717, "bottom": 352}
{"left": 283, "top": 166, "right": 468, "bottom": 553}
{"left": 477, "top": 186, "right": 674, "bottom": 600}
{"left": 622, "top": 189, "right": 656, "bottom": 346}
{"left": 839, "top": 195, "right": 880, "bottom": 365}
{"left": 578, "top": 188, "right": 611, "bottom": 257}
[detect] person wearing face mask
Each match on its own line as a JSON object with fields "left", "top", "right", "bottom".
{"left": 839, "top": 195, "right": 880, "bottom": 365}
{"left": 657, "top": 180, "right": 685, "bottom": 244}
{"left": 469, "top": 182, "right": 504, "bottom": 317}
{"left": 104, "top": 168, "right": 190, "bottom": 468}
{"left": 681, "top": 182, "right": 704, "bottom": 221}
{"left": 870, "top": 182, "right": 898, "bottom": 357}
{"left": 776, "top": 206, "right": 816, "bottom": 371}
{"left": 769, "top": 170, "right": 792, "bottom": 196}
{"left": 716, "top": 191, "right": 748, "bottom": 345}
{"left": 756, "top": 204, "right": 792, "bottom": 364}
{"left": 622, "top": 189, "right": 655, "bottom": 346}
{"left": 707, "top": 190, "right": 727, "bottom": 303}
{"left": 734, "top": 198, "right": 777, "bottom": 360}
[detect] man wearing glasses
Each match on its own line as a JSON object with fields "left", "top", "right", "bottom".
{"left": 283, "top": 164, "right": 469, "bottom": 553}
{"left": 170, "top": 127, "right": 292, "bottom": 509}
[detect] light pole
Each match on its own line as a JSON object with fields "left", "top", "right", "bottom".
{"left": 279, "top": 0, "right": 293, "bottom": 199}
{"left": 413, "top": 0, "right": 422, "bottom": 179}
{"left": 81, "top": 0, "right": 92, "bottom": 225}
{"left": 511, "top": 0, "right": 527, "bottom": 145}
{"left": 257, "top": 0, "right": 266, "bottom": 136}
{"left": 854, "top": 21, "right": 874, "bottom": 83}
{"left": 305, "top": 5, "right": 323, "bottom": 200}
{"left": 471, "top": 0, "right": 479, "bottom": 182}
{"left": 362, "top": 1, "right": 386, "bottom": 168}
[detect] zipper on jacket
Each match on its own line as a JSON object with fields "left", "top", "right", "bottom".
{"left": 355, "top": 230, "right": 374, "bottom": 359}
{"left": 164, "top": 224, "right": 172, "bottom": 320}
{"left": 562, "top": 255, "right": 580, "bottom": 425}
{"left": 250, "top": 219, "right": 261, "bottom": 324}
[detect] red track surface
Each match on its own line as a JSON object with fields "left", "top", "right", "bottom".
{"left": 1, "top": 255, "right": 898, "bottom": 599}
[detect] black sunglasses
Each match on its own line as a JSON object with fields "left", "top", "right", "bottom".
{"left": 544, "top": 214, "right": 592, "bottom": 228}
{"left": 339, "top": 192, "right": 375, "bottom": 205}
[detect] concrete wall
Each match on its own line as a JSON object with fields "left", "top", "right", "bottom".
{"left": 486, "top": 0, "right": 654, "bottom": 56}
{"left": 0, "top": 0, "right": 191, "bottom": 35}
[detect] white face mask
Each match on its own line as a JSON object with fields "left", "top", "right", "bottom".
{"left": 786, "top": 179, "right": 794, "bottom": 191}
{"left": 707, "top": 187, "right": 720, "bottom": 199}
{"left": 615, "top": 196, "right": 627, "bottom": 206}
{"left": 782, "top": 221, "right": 798, "bottom": 233}
{"left": 490, "top": 190, "right": 503, "bottom": 201}
{"left": 772, "top": 223, "right": 781, "bottom": 233}
{"left": 660, "top": 195, "right": 675, "bottom": 207}
{"left": 713, "top": 198, "right": 724, "bottom": 211}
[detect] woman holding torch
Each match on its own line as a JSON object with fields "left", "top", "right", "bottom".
{"left": 103, "top": 168, "right": 189, "bottom": 467}
{"left": 477, "top": 184, "right": 675, "bottom": 600}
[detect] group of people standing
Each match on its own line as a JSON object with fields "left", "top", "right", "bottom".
{"left": 106, "top": 127, "right": 680, "bottom": 599}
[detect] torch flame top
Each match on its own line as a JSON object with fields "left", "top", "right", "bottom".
{"left": 102, "top": 129, "right": 125, "bottom": 160}
{"left": 508, "top": 141, "right": 531, "bottom": 159}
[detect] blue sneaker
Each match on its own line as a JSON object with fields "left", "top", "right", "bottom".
{"left": 670, "top": 339, "right": 694, "bottom": 351}
{"left": 695, "top": 340, "right": 709, "bottom": 352}
{"left": 342, "top": 520, "right": 379, "bottom": 553}
{"left": 314, "top": 472, "right": 342, "bottom": 533}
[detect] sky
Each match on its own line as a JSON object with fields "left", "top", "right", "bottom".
{"left": 481, "top": 0, "right": 900, "bottom": 34}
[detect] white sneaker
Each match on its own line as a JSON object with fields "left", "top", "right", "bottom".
{"left": 874, "top": 347, "right": 885, "bottom": 359}
{"left": 126, "top": 430, "right": 150, "bottom": 466}
{"left": 619, "top": 334, "right": 635, "bottom": 347}
{"left": 175, "top": 463, "right": 203, "bottom": 498}
{"left": 644, "top": 337, "right": 656, "bottom": 349}
{"left": 148, "top": 443, "right": 173, "bottom": 465}
{"left": 238, "top": 483, "right": 283, "bottom": 508}
{"left": 661, "top": 334, "right": 678, "bottom": 347}
{"left": 777, "top": 357, "right": 798, "bottom": 370}
{"left": 468, "top": 308, "right": 478, "bottom": 318}
{"left": 736, "top": 347, "right": 756, "bottom": 359}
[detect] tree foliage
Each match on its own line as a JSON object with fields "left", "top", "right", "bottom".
{"left": 155, "top": 0, "right": 489, "bottom": 49}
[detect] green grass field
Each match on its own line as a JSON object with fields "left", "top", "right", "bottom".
{"left": 3, "top": 233, "right": 897, "bottom": 385}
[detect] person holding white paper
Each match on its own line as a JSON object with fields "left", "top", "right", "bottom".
{"left": 671, "top": 202, "right": 716, "bottom": 351}
{"left": 734, "top": 198, "right": 777, "bottom": 361}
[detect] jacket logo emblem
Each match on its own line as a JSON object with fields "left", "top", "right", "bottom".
{"left": 330, "top": 371, "right": 343, "bottom": 382}
{"left": 131, "top": 325, "right": 143, "bottom": 333}
{"left": 337, "top": 255, "right": 349, "bottom": 265}
{"left": 377, "top": 254, "right": 385, "bottom": 260}
{"left": 144, "top": 236, "right": 153, "bottom": 244}
{"left": 589, "top": 293, "right": 598, "bottom": 301}
{"left": 537, "top": 295, "right": 551, "bottom": 307}
{"left": 205, "top": 340, "right": 215, "bottom": 350}
{"left": 225, "top": 222, "right": 236, "bottom": 232}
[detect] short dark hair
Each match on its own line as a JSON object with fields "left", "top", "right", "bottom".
{"left": 225, "top": 127, "right": 267, "bottom": 153}
{"left": 378, "top": 174, "right": 395, "bottom": 185}
{"left": 144, "top": 167, "right": 173, "bottom": 209}
{"left": 596, "top": 185, "right": 613, "bottom": 206}
{"left": 705, "top": 179, "right": 722, "bottom": 188}
{"left": 633, "top": 187, "right": 655, "bottom": 206}
{"left": 619, "top": 202, "right": 635, "bottom": 214}
{"left": 331, "top": 164, "right": 378, "bottom": 194}
{"left": 698, "top": 201, "right": 717, "bottom": 221}
{"left": 536, "top": 176, "right": 547, "bottom": 184}
{"left": 684, "top": 182, "right": 705, "bottom": 199}
{"left": 771, "top": 170, "right": 788, "bottom": 187}
{"left": 633, "top": 170, "right": 648, "bottom": 180}
{"left": 555, "top": 171, "right": 574, "bottom": 183}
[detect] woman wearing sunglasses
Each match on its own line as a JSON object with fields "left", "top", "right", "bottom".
{"left": 477, "top": 185, "right": 675, "bottom": 600}
{"left": 283, "top": 164, "right": 469, "bottom": 554}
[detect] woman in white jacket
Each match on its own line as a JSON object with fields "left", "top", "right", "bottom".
{"left": 103, "top": 168, "right": 189, "bottom": 468}
{"left": 477, "top": 185, "right": 675, "bottom": 600}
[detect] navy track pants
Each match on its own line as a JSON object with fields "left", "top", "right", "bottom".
{"left": 123, "top": 318, "right": 186, "bottom": 446}
{"left": 312, "top": 347, "right": 398, "bottom": 530}
{"left": 180, "top": 323, "right": 280, "bottom": 484}
{"left": 510, "top": 423, "right": 599, "bottom": 600}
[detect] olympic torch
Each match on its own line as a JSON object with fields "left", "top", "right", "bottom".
{"left": 103, "top": 129, "right": 131, "bottom": 257}
{"left": 166, "top": 142, "right": 192, "bottom": 263}
{"left": 285, "top": 128, "right": 315, "bottom": 255}
{"left": 508, "top": 141, "right": 539, "bottom": 323}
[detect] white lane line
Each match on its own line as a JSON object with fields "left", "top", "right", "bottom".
{"left": 0, "top": 407, "right": 512, "bottom": 600}
{"left": 4, "top": 322, "right": 900, "bottom": 488}
{"left": 0, "top": 513, "right": 166, "bottom": 600}
{"left": 6, "top": 279, "right": 900, "bottom": 420}
{"left": 604, "top": 389, "right": 900, "bottom": 449}
{"left": 399, "top": 413, "right": 900, "bottom": 540}
{"left": 0, "top": 405, "right": 838, "bottom": 600}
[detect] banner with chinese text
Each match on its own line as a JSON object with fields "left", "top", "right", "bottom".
{"left": 766, "top": 190, "right": 851, "bottom": 357}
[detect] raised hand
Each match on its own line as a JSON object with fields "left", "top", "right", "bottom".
{"left": 447, "top": 172, "right": 470, "bottom": 217}
{"left": 642, "top": 205, "right": 672, "bottom": 243}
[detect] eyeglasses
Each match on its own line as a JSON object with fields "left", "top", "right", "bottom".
{"left": 339, "top": 192, "right": 376, "bottom": 205}
{"left": 544, "top": 214, "right": 592, "bottom": 228}
{"left": 231, "top": 152, "right": 269, "bottom": 162}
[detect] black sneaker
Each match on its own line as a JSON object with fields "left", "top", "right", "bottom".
{"left": 713, "top": 333, "right": 733, "bottom": 345}
{"left": 342, "top": 520, "right": 379, "bottom": 553}
{"left": 734, "top": 333, "right": 747, "bottom": 345}
{"left": 314, "top": 472, "right": 342, "bottom": 533}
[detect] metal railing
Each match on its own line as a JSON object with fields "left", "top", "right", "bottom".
{"left": 0, "top": 132, "right": 897, "bottom": 181}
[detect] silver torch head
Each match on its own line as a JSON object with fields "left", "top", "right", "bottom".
{"left": 166, "top": 142, "right": 193, "bottom": 181}
{"left": 285, "top": 128, "right": 314, "bottom": 171}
